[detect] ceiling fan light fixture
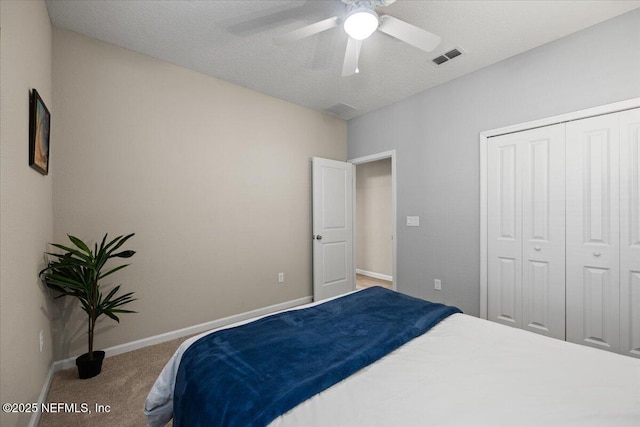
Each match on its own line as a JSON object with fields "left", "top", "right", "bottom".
{"left": 343, "top": 9, "right": 379, "bottom": 40}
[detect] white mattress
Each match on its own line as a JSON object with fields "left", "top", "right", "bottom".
{"left": 146, "top": 299, "right": 640, "bottom": 427}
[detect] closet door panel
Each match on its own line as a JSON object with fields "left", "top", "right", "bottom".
{"left": 521, "top": 125, "right": 566, "bottom": 339}
{"left": 487, "top": 125, "right": 565, "bottom": 335}
{"left": 620, "top": 108, "right": 640, "bottom": 358}
{"left": 488, "top": 138, "right": 523, "bottom": 328}
{"left": 566, "top": 114, "right": 620, "bottom": 353}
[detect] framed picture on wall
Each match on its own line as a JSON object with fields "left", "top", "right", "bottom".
{"left": 29, "top": 88, "right": 51, "bottom": 175}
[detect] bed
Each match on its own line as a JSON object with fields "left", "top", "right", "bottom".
{"left": 145, "top": 287, "right": 640, "bottom": 427}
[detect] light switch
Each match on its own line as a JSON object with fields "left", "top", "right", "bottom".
{"left": 406, "top": 216, "right": 420, "bottom": 227}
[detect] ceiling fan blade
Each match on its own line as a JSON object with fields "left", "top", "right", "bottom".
{"left": 274, "top": 16, "right": 339, "bottom": 45}
{"left": 342, "top": 37, "right": 362, "bottom": 77}
{"left": 378, "top": 15, "right": 441, "bottom": 52}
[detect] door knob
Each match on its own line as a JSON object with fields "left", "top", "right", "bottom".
{"left": 594, "top": 252, "right": 601, "bottom": 257}
{"left": 534, "top": 246, "right": 541, "bottom": 251}
{"left": 313, "top": 235, "right": 323, "bottom": 240}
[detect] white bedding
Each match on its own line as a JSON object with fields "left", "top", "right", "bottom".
{"left": 145, "top": 298, "right": 640, "bottom": 427}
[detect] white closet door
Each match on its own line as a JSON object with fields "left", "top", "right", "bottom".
{"left": 620, "top": 108, "right": 640, "bottom": 359}
{"left": 521, "top": 125, "right": 566, "bottom": 339}
{"left": 487, "top": 125, "right": 565, "bottom": 336}
{"left": 488, "top": 135, "right": 523, "bottom": 329}
{"left": 566, "top": 113, "right": 620, "bottom": 353}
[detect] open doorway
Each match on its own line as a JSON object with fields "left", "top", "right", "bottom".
{"left": 349, "top": 151, "right": 396, "bottom": 291}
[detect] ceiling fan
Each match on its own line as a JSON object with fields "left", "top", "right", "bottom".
{"left": 274, "top": 0, "right": 441, "bottom": 76}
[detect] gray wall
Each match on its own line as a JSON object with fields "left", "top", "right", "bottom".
{"left": 348, "top": 9, "right": 640, "bottom": 316}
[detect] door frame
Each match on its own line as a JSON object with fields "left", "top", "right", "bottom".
{"left": 479, "top": 97, "right": 640, "bottom": 319}
{"left": 348, "top": 150, "right": 397, "bottom": 291}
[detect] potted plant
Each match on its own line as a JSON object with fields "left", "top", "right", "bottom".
{"left": 40, "top": 233, "right": 137, "bottom": 379}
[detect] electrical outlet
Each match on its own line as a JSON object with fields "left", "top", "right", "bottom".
{"left": 278, "top": 272, "right": 284, "bottom": 283}
{"left": 434, "top": 279, "right": 442, "bottom": 291}
{"left": 39, "top": 330, "right": 44, "bottom": 353}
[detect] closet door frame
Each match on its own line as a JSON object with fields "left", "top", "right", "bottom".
{"left": 480, "top": 97, "right": 640, "bottom": 320}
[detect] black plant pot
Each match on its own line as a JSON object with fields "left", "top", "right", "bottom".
{"left": 76, "top": 351, "right": 105, "bottom": 379}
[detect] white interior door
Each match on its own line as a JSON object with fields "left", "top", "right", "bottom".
{"left": 487, "top": 135, "right": 524, "bottom": 329}
{"left": 312, "top": 157, "right": 354, "bottom": 301}
{"left": 566, "top": 113, "right": 620, "bottom": 353}
{"left": 487, "top": 125, "right": 565, "bottom": 338}
{"left": 619, "top": 108, "right": 640, "bottom": 358}
{"left": 521, "top": 124, "right": 566, "bottom": 340}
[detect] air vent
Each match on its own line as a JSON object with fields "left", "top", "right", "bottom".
{"left": 445, "top": 48, "right": 462, "bottom": 59}
{"left": 326, "top": 103, "right": 358, "bottom": 118}
{"left": 432, "top": 47, "right": 464, "bottom": 66}
{"left": 432, "top": 55, "right": 448, "bottom": 65}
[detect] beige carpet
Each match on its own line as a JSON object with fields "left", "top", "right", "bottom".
{"left": 39, "top": 335, "right": 191, "bottom": 426}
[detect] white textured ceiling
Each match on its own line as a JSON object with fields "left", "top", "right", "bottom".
{"left": 46, "top": 0, "right": 640, "bottom": 120}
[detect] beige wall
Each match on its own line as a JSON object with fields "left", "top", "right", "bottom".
{"left": 355, "top": 159, "right": 392, "bottom": 277}
{"left": 51, "top": 28, "right": 347, "bottom": 359}
{"left": 0, "top": 1, "right": 54, "bottom": 426}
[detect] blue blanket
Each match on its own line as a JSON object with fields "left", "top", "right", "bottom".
{"left": 173, "top": 287, "right": 461, "bottom": 427}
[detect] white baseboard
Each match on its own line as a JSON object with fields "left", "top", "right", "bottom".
{"left": 33, "top": 295, "right": 312, "bottom": 425}
{"left": 356, "top": 269, "right": 392, "bottom": 282}
{"left": 28, "top": 364, "right": 56, "bottom": 427}
{"left": 52, "top": 295, "right": 312, "bottom": 371}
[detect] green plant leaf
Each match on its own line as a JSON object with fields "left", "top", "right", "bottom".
{"left": 105, "top": 233, "right": 135, "bottom": 257}
{"left": 111, "top": 307, "right": 137, "bottom": 312}
{"left": 111, "top": 250, "right": 135, "bottom": 258}
{"left": 95, "top": 238, "right": 111, "bottom": 267}
{"left": 104, "top": 312, "right": 120, "bottom": 322}
{"left": 68, "top": 235, "right": 91, "bottom": 255}
{"left": 96, "top": 234, "right": 135, "bottom": 273}
{"left": 50, "top": 243, "right": 92, "bottom": 263}
{"left": 101, "top": 285, "right": 121, "bottom": 304}
{"left": 105, "top": 294, "right": 136, "bottom": 309}
{"left": 101, "top": 233, "right": 119, "bottom": 250}
{"left": 102, "top": 234, "right": 124, "bottom": 255}
{"left": 41, "top": 258, "right": 87, "bottom": 273}
{"left": 45, "top": 273, "right": 86, "bottom": 288}
{"left": 98, "top": 264, "right": 129, "bottom": 281}
{"left": 99, "top": 233, "right": 108, "bottom": 250}
{"left": 45, "top": 252, "right": 72, "bottom": 260}
{"left": 110, "top": 309, "right": 137, "bottom": 316}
